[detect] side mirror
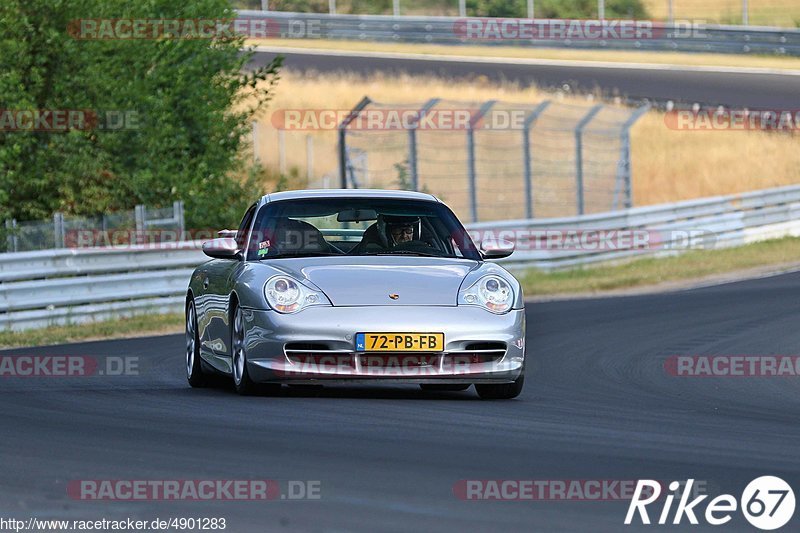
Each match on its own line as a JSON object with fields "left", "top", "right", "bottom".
{"left": 203, "top": 237, "right": 241, "bottom": 260}
{"left": 480, "top": 238, "right": 515, "bottom": 259}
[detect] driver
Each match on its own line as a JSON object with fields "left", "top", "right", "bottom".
{"left": 378, "top": 215, "right": 421, "bottom": 247}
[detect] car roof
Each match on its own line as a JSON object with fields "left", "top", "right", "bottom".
{"left": 261, "top": 189, "right": 440, "bottom": 204}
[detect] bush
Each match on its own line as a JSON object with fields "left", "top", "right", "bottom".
{"left": 0, "top": 0, "right": 282, "bottom": 230}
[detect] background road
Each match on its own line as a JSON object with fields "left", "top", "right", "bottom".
{"left": 248, "top": 49, "right": 800, "bottom": 109}
{"left": 2, "top": 273, "right": 800, "bottom": 531}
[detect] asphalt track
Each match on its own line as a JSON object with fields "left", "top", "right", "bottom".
{"left": 2, "top": 272, "right": 800, "bottom": 532}
{"left": 248, "top": 49, "right": 800, "bottom": 109}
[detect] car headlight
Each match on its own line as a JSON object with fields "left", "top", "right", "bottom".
{"left": 459, "top": 275, "right": 514, "bottom": 314}
{"left": 264, "top": 275, "right": 329, "bottom": 314}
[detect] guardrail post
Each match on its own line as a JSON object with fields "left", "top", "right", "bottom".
{"left": 522, "top": 100, "right": 551, "bottom": 219}
{"left": 527, "top": 0, "right": 534, "bottom": 18}
{"left": 407, "top": 98, "right": 439, "bottom": 192}
{"left": 5, "top": 218, "right": 18, "bottom": 253}
{"left": 53, "top": 212, "right": 65, "bottom": 249}
{"left": 338, "top": 96, "right": 371, "bottom": 189}
{"left": 467, "top": 100, "right": 497, "bottom": 223}
{"left": 574, "top": 104, "right": 603, "bottom": 216}
{"left": 742, "top": 0, "right": 749, "bottom": 26}
{"left": 135, "top": 204, "right": 146, "bottom": 233}
{"left": 614, "top": 104, "right": 650, "bottom": 209}
{"left": 174, "top": 201, "right": 185, "bottom": 240}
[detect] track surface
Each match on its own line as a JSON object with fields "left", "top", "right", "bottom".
{"left": 3, "top": 273, "right": 800, "bottom": 531}
{"left": 248, "top": 49, "right": 800, "bottom": 109}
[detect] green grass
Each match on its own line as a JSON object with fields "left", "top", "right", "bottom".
{"left": 0, "top": 313, "right": 184, "bottom": 349}
{"left": 520, "top": 236, "right": 800, "bottom": 296}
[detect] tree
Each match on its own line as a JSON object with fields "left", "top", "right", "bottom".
{"left": 0, "top": 0, "right": 282, "bottom": 229}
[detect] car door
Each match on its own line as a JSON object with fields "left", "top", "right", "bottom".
{"left": 199, "top": 203, "right": 256, "bottom": 371}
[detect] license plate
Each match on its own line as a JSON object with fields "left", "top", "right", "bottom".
{"left": 355, "top": 333, "right": 444, "bottom": 352}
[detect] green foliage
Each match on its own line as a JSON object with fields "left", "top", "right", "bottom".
{"left": 466, "top": 0, "right": 648, "bottom": 18}
{"left": 0, "top": 0, "right": 282, "bottom": 229}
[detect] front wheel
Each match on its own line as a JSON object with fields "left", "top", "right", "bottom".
{"left": 475, "top": 375, "right": 524, "bottom": 400}
{"left": 186, "top": 300, "right": 207, "bottom": 388}
{"left": 231, "top": 305, "right": 280, "bottom": 396}
{"left": 232, "top": 305, "right": 259, "bottom": 395}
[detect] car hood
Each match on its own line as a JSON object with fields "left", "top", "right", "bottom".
{"left": 269, "top": 256, "right": 480, "bottom": 306}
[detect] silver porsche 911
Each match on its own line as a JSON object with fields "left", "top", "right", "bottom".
{"left": 185, "top": 189, "right": 526, "bottom": 399}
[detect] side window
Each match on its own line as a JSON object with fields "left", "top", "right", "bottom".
{"left": 236, "top": 204, "right": 257, "bottom": 250}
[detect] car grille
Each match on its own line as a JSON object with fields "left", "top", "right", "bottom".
{"left": 283, "top": 341, "right": 506, "bottom": 368}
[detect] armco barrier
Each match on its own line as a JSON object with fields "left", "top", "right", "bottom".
{"left": 2, "top": 185, "right": 800, "bottom": 330}
{"left": 237, "top": 11, "right": 800, "bottom": 56}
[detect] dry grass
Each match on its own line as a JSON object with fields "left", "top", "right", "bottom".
{"left": 254, "top": 71, "right": 800, "bottom": 211}
{"left": 642, "top": 0, "right": 800, "bottom": 27}
{"left": 248, "top": 39, "right": 800, "bottom": 71}
{"left": 0, "top": 313, "right": 183, "bottom": 349}
{"left": 520, "top": 236, "right": 800, "bottom": 296}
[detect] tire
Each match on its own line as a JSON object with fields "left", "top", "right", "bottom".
{"left": 475, "top": 374, "right": 524, "bottom": 400}
{"left": 186, "top": 300, "right": 207, "bottom": 388}
{"left": 231, "top": 304, "right": 259, "bottom": 395}
{"left": 419, "top": 384, "right": 471, "bottom": 392}
{"left": 231, "top": 304, "right": 280, "bottom": 396}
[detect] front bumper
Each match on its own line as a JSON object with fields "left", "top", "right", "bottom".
{"left": 241, "top": 305, "right": 526, "bottom": 384}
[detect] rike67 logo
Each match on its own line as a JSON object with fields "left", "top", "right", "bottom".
{"left": 625, "top": 477, "right": 795, "bottom": 530}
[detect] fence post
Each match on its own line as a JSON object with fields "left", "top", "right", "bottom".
{"left": 306, "top": 135, "right": 314, "bottom": 183}
{"left": 522, "top": 100, "right": 551, "bottom": 219}
{"left": 598, "top": 0, "right": 604, "bottom": 19}
{"left": 278, "top": 130, "right": 286, "bottom": 175}
{"left": 338, "top": 96, "right": 371, "bottom": 189}
{"left": 467, "top": 100, "right": 497, "bottom": 223}
{"left": 252, "top": 122, "right": 259, "bottom": 164}
{"left": 53, "top": 212, "right": 65, "bottom": 248}
{"left": 527, "top": 0, "right": 534, "bottom": 18}
{"left": 458, "top": 0, "right": 466, "bottom": 17}
{"left": 407, "top": 98, "right": 440, "bottom": 192}
{"left": 742, "top": 0, "right": 749, "bottom": 26}
{"left": 614, "top": 104, "right": 651, "bottom": 210}
{"left": 329, "top": 0, "right": 336, "bottom": 15}
{"left": 135, "top": 204, "right": 146, "bottom": 233}
{"left": 574, "top": 104, "right": 603, "bottom": 216}
{"left": 260, "top": 0, "right": 268, "bottom": 11}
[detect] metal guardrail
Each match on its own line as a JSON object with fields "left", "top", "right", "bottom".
{"left": 238, "top": 10, "right": 800, "bottom": 56}
{"left": 2, "top": 185, "right": 800, "bottom": 331}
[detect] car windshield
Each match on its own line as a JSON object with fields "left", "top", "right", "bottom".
{"left": 245, "top": 197, "right": 481, "bottom": 261}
